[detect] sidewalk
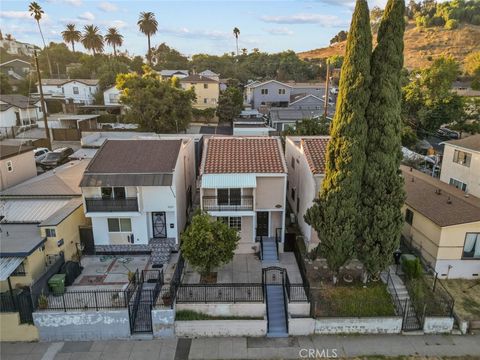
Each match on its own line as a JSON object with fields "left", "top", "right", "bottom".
{"left": 1, "top": 334, "right": 480, "bottom": 360}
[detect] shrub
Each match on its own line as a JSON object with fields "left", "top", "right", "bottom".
{"left": 402, "top": 256, "right": 423, "bottom": 279}
{"left": 97, "top": 113, "right": 118, "bottom": 123}
{"left": 445, "top": 19, "right": 459, "bottom": 30}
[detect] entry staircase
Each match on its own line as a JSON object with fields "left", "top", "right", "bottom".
{"left": 265, "top": 284, "right": 288, "bottom": 337}
{"left": 261, "top": 238, "right": 279, "bottom": 263}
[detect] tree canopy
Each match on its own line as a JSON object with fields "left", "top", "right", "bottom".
{"left": 216, "top": 86, "right": 243, "bottom": 123}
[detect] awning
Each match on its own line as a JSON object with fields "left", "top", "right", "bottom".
{"left": 0, "top": 257, "right": 24, "bottom": 281}
{"left": 201, "top": 174, "right": 257, "bottom": 189}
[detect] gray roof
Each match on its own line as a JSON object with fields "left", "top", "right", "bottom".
{"left": 39, "top": 79, "right": 99, "bottom": 86}
{"left": 269, "top": 108, "right": 323, "bottom": 122}
{"left": 0, "top": 144, "right": 35, "bottom": 160}
{"left": 80, "top": 173, "right": 173, "bottom": 187}
{"left": 159, "top": 70, "right": 189, "bottom": 76}
{"left": 0, "top": 199, "right": 72, "bottom": 223}
{"left": 0, "top": 94, "right": 38, "bottom": 109}
{"left": 0, "top": 224, "right": 46, "bottom": 257}
{"left": 39, "top": 198, "right": 83, "bottom": 227}
{"left": 445, "top": 134, "right": 480, "bottom": 152}
{"left": 0, "top": 257, "right": 24, "bottom": 281}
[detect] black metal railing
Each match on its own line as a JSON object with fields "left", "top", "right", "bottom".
{"left": 285, "top": 272, "right": 309, "bottom": 302}
{"left": 85, "top": 198, "right": 138, "bottom": 212}
{"left": 176, "top": 283, "right": 264, "bottom": 303}
{"left": 202, "top": 196, "right": 254, "bottom": 211}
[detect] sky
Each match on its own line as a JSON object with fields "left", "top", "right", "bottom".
{"left": 1, "top": 0, "right": 396, "bottom": 57}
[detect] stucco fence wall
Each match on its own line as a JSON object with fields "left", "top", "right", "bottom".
{"left": 423, "top": 317, "right": 454, "bottom": 334}
{"left": 176, "top": 303, "right": 265, "bottom": 317}
{"left": 0, "top": 312, "right": 39, "bottom": 342}
{"left": 289, "top": 317, "right": 403, "bottom": 335}
{"left": 33, "top": 310, "right": 130, "bottom": 342}
{"left": 175, "top": 320, "right": 267, "bottom": 337}
{"left": 152, "top": 308, "right": 175, "bottom": 338}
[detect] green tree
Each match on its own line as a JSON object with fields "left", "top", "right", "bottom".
{"left": 116, "top": 66, "right": 195, "bottom": 133}
{"left": 81, "top": 25, "right": 104, "bottom": 55}
{"left": 283, "top": 117, "right": 330, "bottom": 137}
{"left": 150, "top": 43, "right": 189, "bottom": 70}
{"left": 181, "top": 212, "right": 239, "bottom": 276}
{"left": 305, "top": 0, "right": 372, "bottom": 277}
{"left": 401, "top": 125, "right": 418, "bottom": 148}
{"left": 360, "top": 0, "right": 406, "bottom": 278}
{"left": 216, "top": 86, "right": 243, "bottom": 123}
{"left": 61, "top": 24, "right": 81, "bottom": 52}
{"left": 29, "top": 1, "right": 52, "bottom": 76}
{"left": 0, "top": 73, "right": 12, "bottom": 94}
{"left": 105, "top": 27, "right": 123, "bottom": 57}
{"left": 137, "top": 12, "right": 158, "bottom": 65}
{"left": 130, "top": 56, "right": 145, "bottom": 74}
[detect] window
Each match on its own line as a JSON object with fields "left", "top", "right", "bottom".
{"left": 278, "top": 88, "right": 286, "bottom": 95}
{"left": 11, "top": 262, "right": 26, "bottom": 276}
{"left": 203, "top": 98, "right": 208, "bottom": 104}
{"left": 291, "top": 157, "right": 295, "bottom": 169}
{"left": 101, "top": 187, "right": 126, "bottom": 199}
{"left": 291, "top": 187, "right": 295, "bottom": 201}
{"left": 101, "top": 187, "right": 113, "bottom": 199}
{"left": 114, "top": 187, "right": 126, "bottom": 199}
{"left": 405, "top": 209, "right": 414, "bottom": 225}
{"left": 219, "top": 216, "right": 241, "bottom": 231}
{"left": 45, "top": 228, "right": 56, "bottom": 237}
{"left": 217, "top": 188, "right": 241, "bottom": 205}
{"left": 73, "top": 86, "right": 79, "bottom": 95}
{"left": 203, "top": 83, "right": 208, "bottom": 89}
{"left": 6, "top": 161, "right": 13, "bottom": 172}
{"left": 109, "top": 94, "right": 119, "bottom": 103}
{"left": 261, "top": 88, "right": 269, "bottom": 95}
{"left": 107, "top": 218, "right": 132, "bottom": 232}
{"left": 463, "top": 233, "right": 480, "bottom": 259}
{"left": 453, "top": 150, "right": 471, "bottom": 167}
{"left": 449, "top": 178, "right": 467, "bottom": 192}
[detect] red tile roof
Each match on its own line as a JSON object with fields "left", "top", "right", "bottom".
{"left": 203, "top": 137, "right": 286, "bottom": 174}
{"left": 302, "top": 137, "right": 329, "bottom": 175}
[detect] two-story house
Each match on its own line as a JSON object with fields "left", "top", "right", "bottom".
{"left": 37, "top": 79, "right": 99, "bottom": 105}
{"left": 0, "top": 94, "right": 43, "bottom": 129}
{"left": 180, "top": 74, "right": 220, "bottom": 109}
{"left": 80, "top": 139, "right": 195, "bottom": 264}
{"left": 285, "top": 136, "right": 329, "bottom": 251}
{"left": 244, "top": 80, "right": 292, "bottom": 109}
{"left": 103, "top": 85, "right": 121, "bottom": 105}
{"left": 440, "top": 135, "right": 480, "bottom": 197}
{"left": 200, "top": 137, "right": 287, "bottom": 255}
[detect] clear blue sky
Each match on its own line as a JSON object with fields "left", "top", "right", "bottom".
{"left": 1, "top": 0, "right": 393, "bottom": 57}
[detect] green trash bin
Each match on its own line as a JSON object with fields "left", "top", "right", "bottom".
{"left": 48, "top": 274, "right": 66, "bottom": 295}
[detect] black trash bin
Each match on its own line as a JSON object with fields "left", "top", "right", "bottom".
{"left": 393, "top": 250, "right": 402, "bottom": 265}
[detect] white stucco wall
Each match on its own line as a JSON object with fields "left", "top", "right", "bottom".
{"left": 423, "top": 317, "right": 454, "bottom": 334}
{"left": 175, "top": 320, "right": 267, "bottom": 337}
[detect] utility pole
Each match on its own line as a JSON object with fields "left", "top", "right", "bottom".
{"left": 323, "top": 58, "right": 331, "bottom": 118}
{"left": 34, "top": 50, "right": 51, "bottom": 149}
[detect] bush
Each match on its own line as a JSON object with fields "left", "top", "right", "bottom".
{"left": 445, "top": 19, "right": 459, "bottom": 30}
{"left": 402, "top": 256, "right": 423, "bottom": 279}
{"left": 175, "top": 310, "right": 262, "bottom": 321}
{"left": 97, "top": 113, "right": 118, "bottom": 123}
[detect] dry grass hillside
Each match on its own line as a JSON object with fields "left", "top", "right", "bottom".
{"left": 298, "top": 22, "right": 480, "bottom": 70}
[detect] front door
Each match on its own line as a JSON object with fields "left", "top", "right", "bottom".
{"left": 152, "top": 212, "right": 167, "bottom": 238}
{"left": 256, "top": 211, "right": 269, "bottom": 237}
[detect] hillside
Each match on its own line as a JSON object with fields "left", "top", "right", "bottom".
{"left": 298, "top": 22, "right": 480, "bottom": 70}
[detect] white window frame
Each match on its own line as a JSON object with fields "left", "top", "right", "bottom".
{"left": 218, "top": 216, "right": 242, "bottom": 232}
{"left": 45, "top": 228, "right": 56, "bottom": 237}
{"left": 278, "top": 88, "right": 286, "bottom": 95}
{"left": 73, "top": 86, "right": 79, "bottom": 95}
{"left": 107, "top": 218, "right": 132, "bottom": 233}
{"left": 453, "top": 150, "right": 471, "bottom": 167}
{"left": 261, "top": 88, "right": 269, "bottom": 95}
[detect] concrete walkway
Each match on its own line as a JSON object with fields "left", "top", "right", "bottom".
{"left": 2, "top": 334, "right": 480, "bottom": 360}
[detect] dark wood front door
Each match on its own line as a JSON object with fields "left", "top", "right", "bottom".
{"left": 256, "top": 211, "right": 269, "bottom": 237}
{"left": 152, "top": 212, "right": 167, "bottom": 238}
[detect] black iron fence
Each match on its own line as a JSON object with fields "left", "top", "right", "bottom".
{"left": 202, "top": 196, "right": 254, "bottom": 211}
{"left": 285, "top": 272, "right": 309, "bottom": 302}
{"left": 85, "top": 198, "right": 139, "bottom": 212}
{"left": 176, "top": 283, "right": 264, "bottom": 303}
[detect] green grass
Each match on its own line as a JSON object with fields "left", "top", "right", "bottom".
{"left": 175, "top": 310, "right": 263, "bottom": 321}
{"left": 314, "top": 283, "right": 396, "bottom": 317}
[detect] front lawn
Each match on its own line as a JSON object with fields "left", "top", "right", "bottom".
{"left": 441, "top": 279, "right": 480, "bottom": 321}
{"left": 313, "top": 282, "right": 396, "bottom": 317}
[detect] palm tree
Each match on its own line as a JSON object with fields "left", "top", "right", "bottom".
{"left": 241, "top": 48, "right": 247, "bottom": 56}
{"left": 81, "top": 25, "right": 104, "bottom": 55}
{"left": 137, "top": 12, "right": 158, "bottom": 65}
{"left": 105, "top": 27, "right": 123, "bottom": 57}
{"left": 29, "top": 1, "right": 53, "bottom": 75}
{"left": 233, "top": 27, "right": 240, "bottom": 56}
{"left": 61, "top": 24, "right": 81, "bottom": 52}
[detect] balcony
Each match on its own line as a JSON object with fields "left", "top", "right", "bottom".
{"left": 85, "top": 198, "right": 139, "bottom": 212}
{"left": 202, "top": 196, "right": 254, "bottom": 211}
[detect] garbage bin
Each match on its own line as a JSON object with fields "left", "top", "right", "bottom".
{"left": 393, "top": 250, "right": 402, "bottom": 265}
{"left": 48, "top": 274, "right": 66, "bottom": 295}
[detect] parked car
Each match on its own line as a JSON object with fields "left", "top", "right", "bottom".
{"left": 436, "top": 127, "right": 460, "bottom": 139}
{"left": 40, "top": 147, "right": 74, "bottom": 169}
{"left": 33, "top": 148, "right": 50, "bottom": 163}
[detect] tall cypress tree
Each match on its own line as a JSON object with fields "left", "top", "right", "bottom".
{"left": 305, "top": 0, "right": 372, "bottom": 276}
{"left": 360, "top": 0, "right": 406, "bottom": 277}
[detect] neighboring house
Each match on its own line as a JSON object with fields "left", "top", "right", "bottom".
{"left": 159, "top": 70, "right": 189, "bottom": 80}
{"left": 103, "top": 85, "right": 121, "bottom": 105}
{"left": 0, "top": 59, "right": 31, "bottom": 80}
{"left": 200, "top": 137, "right": 287, "bottom": 254}
{"left": 36, "top": 79, "right": 100, "bottom": 105}
{"left": 268, "top": 108, "right": 323, "bottom": 131}
{"left": 79, "top": 139, "right": 195, "bottom": 264}
{"left": 285, "top": 136, "right": 329, "bottom": 250}
{"left": 233, "top": 122, "right": 274, "bottom": 136}
{"left": 439, "top": 135, "right": 480, "bottom": 198}
{"left": 452, "top": 81, "right": 480, "bottom": 97}
{"left": 288, "top": 82, "right": 326, "bottom": 98}
{"left": 0, "top": 37, "right": 38, "bottom": 57}
{"left": 0, "top": 159, "right": 90, "bottom": 262}
{"left": 245, "top": 80, "right": 292, "bottom": 109}
{"left": 401, "top": 165, "right": 480, "bottom": 279}
{"left": 0, "top": 94, "right": 43, "bottom": 128}
{"left": 0, "top": 144, "right": 36, "bottom": 191}
{"left": 180, "top": 74, "right": 220, "bottom": 109}
{"left": 288, "top": 93, "right": 325, "bottom": 110}
{"left": 199, "top": 69, "right": 220, "bottom": 82}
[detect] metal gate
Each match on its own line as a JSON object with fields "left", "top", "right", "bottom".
{"left": 402, "top": 299, "right": 422, "bottom": 331}
{"left": 263, "top": 266, "right": 285, "bottom": 285}
{"left": 129, "top": 301, "right": 153, "bottom": 334}
{"left": 79, "top": 226, "right": 95, "bottom": 255}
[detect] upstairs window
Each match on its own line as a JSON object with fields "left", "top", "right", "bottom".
{"left": 261, "top": 88, "right": 269, "bottom": 95}
{"left": 101, "top": 187, "right": 126, "bottom": 199}
{"left": 73, "top": 86, "right": 79, "bottom": 95}
{"left": 217, "top": 188, "right": 241, "bottom": 205}
{"left": 463, "top": 233, "right": 480, "bottom": 259}
{"left": 278, "top": 88, "right": 286, "bottom": 95}
{"left": 405, "top": 208, "right": 414, "bottom": 225}
{"left": 203, "top": 84, "right": 208, "bottom": 89}
{"left": 45, "top": 228, "right": 56, "bottom": 237}
{"left": 453, "top": 150, "right": 471, "bottom": 167}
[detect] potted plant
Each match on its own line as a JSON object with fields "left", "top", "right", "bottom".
{"left": 38, "top": 293, "right": 49, "bottom": 309}
{"left": 162, "top": 291, "right": 172, "bottom": 306}
{"left": 127, "top": 270, "right": 136, "bottom": 284}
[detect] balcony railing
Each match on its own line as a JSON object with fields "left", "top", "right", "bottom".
{"left": 85, "top": 198, "right": 139, "bottom": 212}
{"left": 202, "top": 196, "right": 254, "bottom": 211}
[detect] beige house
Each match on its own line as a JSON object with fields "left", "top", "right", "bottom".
{"left": 401, "top": 165, "right": 480, "bottom": 279}
{"left": 440, "top": 135, "right": 480, "bottom": 198}
{"left": 180, "top": 74, "right": 219, "bottom": 110}
{"left": 285, "top": 136, "right": 329, "bottom": 251}
{"left": 0, "top": 144, "right": 36, "bottom": 191}
{"left": 200, "top": 137, "right": 287, "bottom": 255}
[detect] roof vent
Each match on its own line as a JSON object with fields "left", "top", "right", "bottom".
{"left": 447, "top": 196, "right": 452, "bottom": 204}
{"left": 435, "top": 189, "right": 442, "bottom": 195}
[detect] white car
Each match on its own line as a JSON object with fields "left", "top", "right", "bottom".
{"left": 33, "top": 147, "right": 50, "bottom": 163}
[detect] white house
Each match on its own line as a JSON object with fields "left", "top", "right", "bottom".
{"left": 200, "top": 137, "right": 287, "bottom": 256}
{"left": 103, "top": 86, "right": 121, "bottom": 106}
{"left": 285, "top": 136, "right": 329, "bottom": 250}
{"left": 37, "top": 79, "right": 99, "bottom": 105}
{"left": 0, "top": 94, "right": 43, "bottom": 130}
{"left": 159, "top": 70, "right": 189, "bottom": 80}
{"left": 199, "top": 69, "right": 220, "bottom": 82}
{"left": 80, "top": 139, "right": 195, "bottom": 265}
{"left": 0, "top": 144, "right": 37, "bottom": 191}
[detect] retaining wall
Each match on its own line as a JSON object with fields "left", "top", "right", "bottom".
{"left": 175, "top": 319, "right": 267, "bottom": 337}
{"left": 423, "top": 316, "right": 454, "bottom": 334}
{"left": 0, "top": 312, "right": 39, "bottom": 342}
{"left": 152, "top": 308, "right": 175, "bottom": 337}
{"left": 33, "top": 310, "right": 130, "bottom": 341}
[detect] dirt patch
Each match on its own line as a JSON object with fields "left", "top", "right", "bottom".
{"left": 441, "top": 279, "right": 480, "bottom": 321}
{"left": 200, "top": 272, "right": 218, "bottom": 284}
